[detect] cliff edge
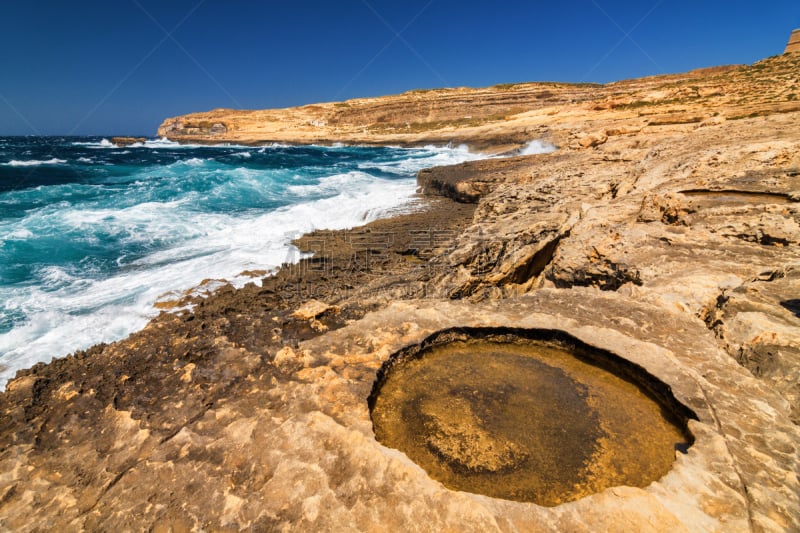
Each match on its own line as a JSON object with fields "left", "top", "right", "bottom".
{"left": 786, "top": 28, "right": 800, "bottom": 54}
{"left": 158, "top": 55, "right": 800, "bottom": 152}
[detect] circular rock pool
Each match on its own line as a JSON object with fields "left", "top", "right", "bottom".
{"left": 369, "top": 328, "right": 695, "bottom": 506}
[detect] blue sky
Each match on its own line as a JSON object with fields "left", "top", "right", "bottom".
{"left": 1, "top": 1, "right": 798, "bottom": 135}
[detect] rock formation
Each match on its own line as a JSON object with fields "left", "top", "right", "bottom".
{"left": 110, "top": 136, "right": 147, "bottom": 147}
{"left": 158, "top": 54, "right": 800, "bottom": 154}
{"left": 2, "top": 53, "right": 799, "bottom": 531}
{"left": 786, "top": 29, "right": 800, "bottom": 54}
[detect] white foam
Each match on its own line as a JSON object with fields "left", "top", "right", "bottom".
{"left": 6, "top": 228, "right": 33, "bottom": 239}
{"left": 519, "top": 139, "right": 557, "bottom": 155}
{"left": 129, "top": 138, "right": 256, "bottom": 150}
{"left": 77, "top": 157, "right": 94, "bottom": 163}
{"left": 72, "top": 137, "right": 266, "bottom": 151}
{"left": 4, "top": 158, "right": 67, "bottom": 167}
{"left": 287, "top": 171, "right": 376, "bottom": 196}
{"left": 38, "top": 266, "right": 78, "bottom": 288}
{"left": 357, "top": 144, "right": 484, "bottom": 175}
{"left": 262, "top": 142, "right": 292, "bottom": 150}
{"left": 72, "top": 138, "right": 114, "bottom": 148}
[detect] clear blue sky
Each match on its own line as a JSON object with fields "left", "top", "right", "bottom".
{"left": 1, "top": 1, "right": 798, "bottom": 135}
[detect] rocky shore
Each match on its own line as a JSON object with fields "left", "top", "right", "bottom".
{"left": 2, "top": 53, "right": 800, "bottom": 531}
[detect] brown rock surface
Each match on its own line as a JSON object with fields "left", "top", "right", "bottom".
{"left": 158, "top": 54, "right": 800, "bottom": 154}
{"left": 110, "top": 136, "right": 147, "bottom": 147}
{"left": 2, "top": 54, "right": 800, "bottom": 531}
{"left": 786, "top": 29, "right": 800, "bottom": 54}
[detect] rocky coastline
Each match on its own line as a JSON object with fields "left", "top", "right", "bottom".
{"left": 1, "top": 53, "right": 800, "bottom": 531}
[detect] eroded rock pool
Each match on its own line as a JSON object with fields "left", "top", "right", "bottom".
{"left": 369, "top": 329, "right": 695, "bottom": 506}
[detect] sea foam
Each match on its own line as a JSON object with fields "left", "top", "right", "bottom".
{"left": 519, "top": 140, "right": 557, "bottom": 155}
{"left": 4, "top": 158, "right": 67, "bottom": 167}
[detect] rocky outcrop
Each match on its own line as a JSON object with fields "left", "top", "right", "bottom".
{"left": 110, "top": 136, "right": 146, "bottom": 147}
{"left": 416, "top": 155, "right": 541, "bottom": 202}
{"left": 2, "top": 52, "right": 800, "bottom": 531}
{"left": 786, "top": 29, "right": 800, "bottom": 54}
{"left": 157, "top": 54, "right": 800, "bottom": 153}
{"left": 157, "top": 118, "right": 229, "bottom": 139}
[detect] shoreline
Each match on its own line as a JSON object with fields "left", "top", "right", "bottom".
{"left": 1, "top": 53, "right": 799, "bottom": 530}
{"left": 0, "top": 141, "right": 483, "bottom": 388}
{"left": 0, "top": 179, "right": 477, "bottom": 388}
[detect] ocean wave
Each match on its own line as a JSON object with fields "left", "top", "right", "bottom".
{"left": 287, "top": 171, "right": 377, "bottom": 196}
{"left": 4, "top": 158, "right": 67, "bottom": 167}
{"left": 5, "top": 228, "right": 33, "bottom": 239}
{"left": 72, "top": 137, "right": 186, "bottom": 149}
{"left": 0, "top": 176, "right": 418, "bottom": 387}
{"left": 72, "top": 138, "right": 115, "bottom": 148}
{"left": 257, "top": 143, "right": 292, "bottom": 152}
{"left": 75, "top": 138, "right": 293, "bottom": 151}
{"left": 128, "top": 137, "right": 178, "bottom": 148}
{"left": 131, "top": 138, "right": 256, "bottom": 150}
{"left": 38, "top": 265, "right": 79, "bottom": 289}
{"left": 59, "top": 200, "right": 192, "bottom": 242}
{"left": 519, "top": 139, "right": 557, "bottom": 155}
{"left": 357, "top": 144, "right": 485, "bottom": 175}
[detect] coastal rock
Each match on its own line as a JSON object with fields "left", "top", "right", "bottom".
{"left": 416, "top": 155, "right": 540, "bottom": 202}
{"left": 704, "top": 266, "right": 800, "bottom": 423}
{"left": 156, "top": 54, "right": 800, "bottom": 153}
{"left": 785, "top": 28, "right": 800, "bottom": 54}
{"left": 110, "top": 136, "right": 146, "bottom": 147}
{"left": 158, "top": 118, "right": 229, "bottom": 138}
{"left": 578, "top": 131, "right": 608, "bottom": 148}
{"left": 2, "top": 51, "right": 800, "bottom": 531}
{"left": 4, "top": 292, "right": 797, "bottom": 531}
{"left": 292, "top": 299, "right": 334, "bottom": 320}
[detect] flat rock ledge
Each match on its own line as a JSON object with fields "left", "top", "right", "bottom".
{"left": 4, "top": 290, "right": 796, "bottom": 532}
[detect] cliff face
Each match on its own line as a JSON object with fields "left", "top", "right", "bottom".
{"left": 786, "top": 29, "right": 800, "bottom": 54}
{"left": 2, "top": 53, "right": 800, "bottom": 531}
{"left": 158, "top": 54, "right": 800, "bottom": 152}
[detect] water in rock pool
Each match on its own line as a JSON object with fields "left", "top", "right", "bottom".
{"left": 0, "top": 136, "right": 482, "bottom": 386}
{"left": 371, "top": 338, "right": 693, "bottom": 506}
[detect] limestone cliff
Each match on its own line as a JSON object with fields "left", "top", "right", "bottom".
{"left": 786, "top": 29, "right": 800, "bottom": 54}
{"left": 158, "top": 54, "right": 800, "bottom": 153}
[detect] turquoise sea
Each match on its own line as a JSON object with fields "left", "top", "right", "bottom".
{"left": 0, "top": 137, "right": 483, "bottom": 386}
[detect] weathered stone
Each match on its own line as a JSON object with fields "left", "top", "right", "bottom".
{"left": 579, "top": 131, "right": 608, "bottom": 148}
{"left": 292, "top": 299, "right": 333, "bottom": 320}
{"left": 785, "top": 28, "right": 800, "bottom": 54}
{"left": 110, "top": 136, "right": 146, "bottom": 147}
{"left": 156, "top": 54, "right": 800, "bottom": 153}
{"left": 2, "top": 51, "right": 800, "bottom": 531}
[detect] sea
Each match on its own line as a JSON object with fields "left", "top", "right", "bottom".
{"left": 0, "top": 136, "right": 486, "bottom": 387}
